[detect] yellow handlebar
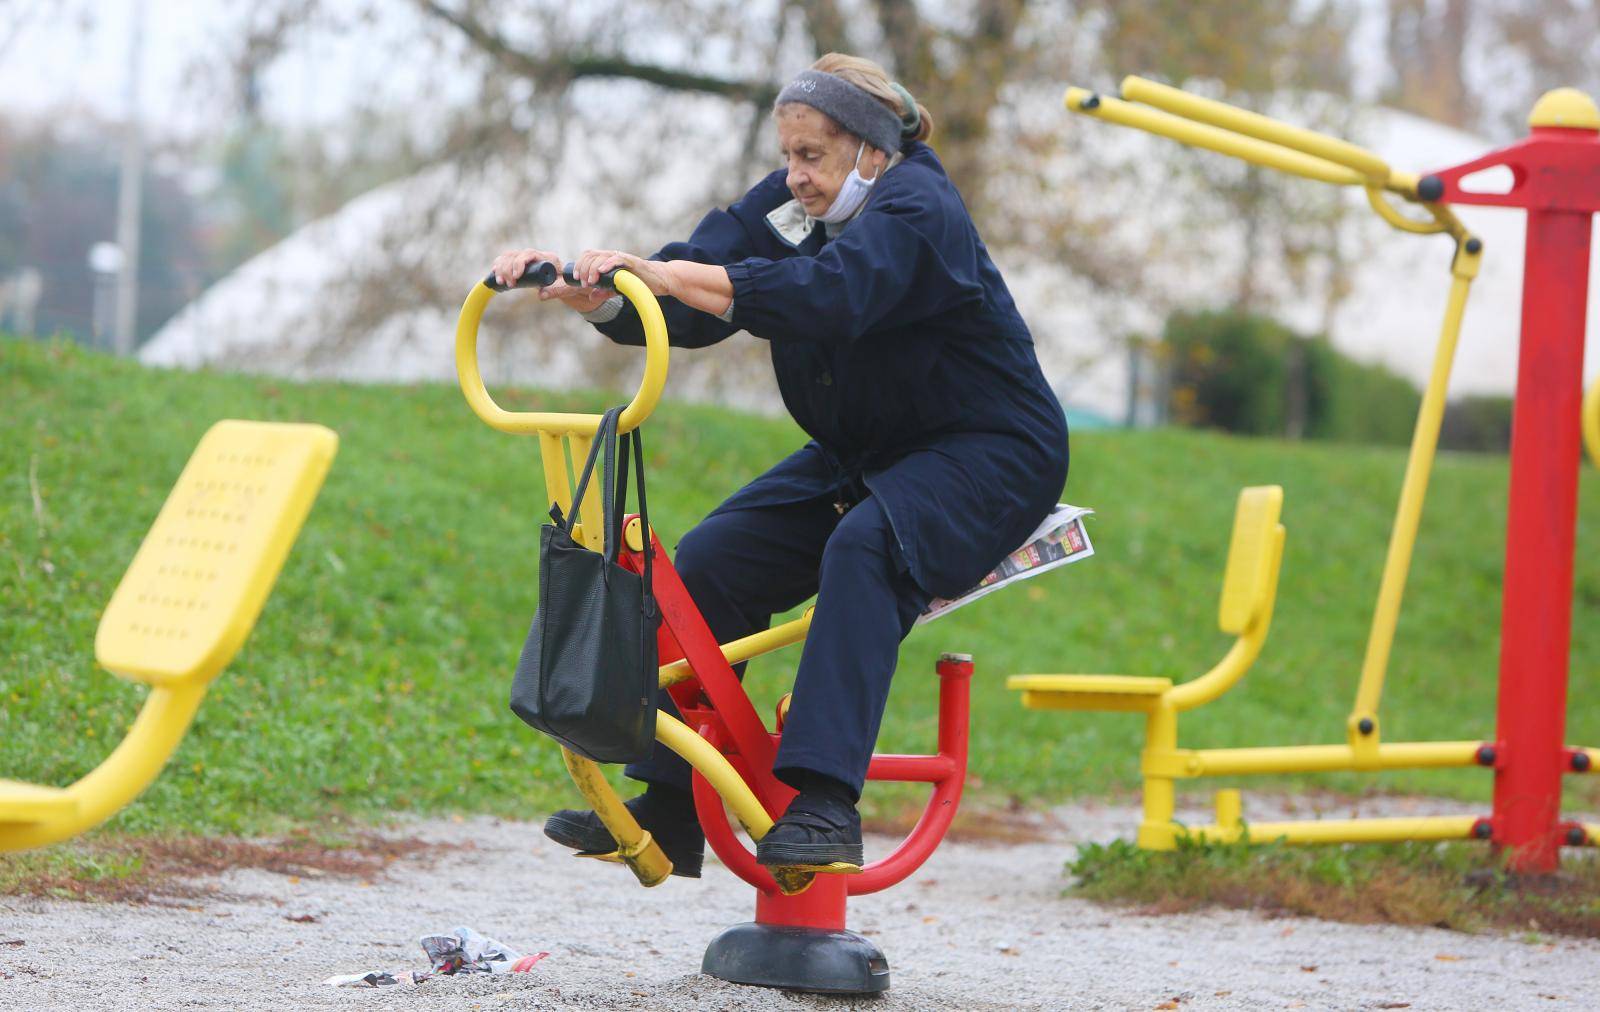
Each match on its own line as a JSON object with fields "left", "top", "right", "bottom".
{"left": 1065, "top": 78, "right": 1423, "bottom": 202}
{"left": 1120, "top": 77, "right": 1394, "bottom": 184}
{"left": 454, "top": 268, "right": 670, "bottom": 435}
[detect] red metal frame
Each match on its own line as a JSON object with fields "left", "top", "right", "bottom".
{"left": 1425, "top": 117, "right": 1600, "bottom": 872}
{"left": 620, "top": 523, "right": 972, "bottom": 926}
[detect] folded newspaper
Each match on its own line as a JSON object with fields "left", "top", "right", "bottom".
{"left": 916, "top": 504, "right": 1094, "bottom": 625}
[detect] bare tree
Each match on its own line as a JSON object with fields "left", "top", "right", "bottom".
{"left": 174, "top": 0, "right": 1367, "bottom": 417}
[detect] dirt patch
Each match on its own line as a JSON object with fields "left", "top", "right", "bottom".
{"left": 4, "top": 811, "right": 1599, "bottom": 1011}
{"left": 0, "top": 829, "right": 452, "bottom": 904}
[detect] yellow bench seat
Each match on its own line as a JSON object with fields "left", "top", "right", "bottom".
{"left": 1009, "top": 674, "right": 1174, "bottom": 712}
{"left": 2, "top": 420, "right": 337, "bottom": 853}
{"left": 0, "top": 780, "right": 80, "bottom": 824}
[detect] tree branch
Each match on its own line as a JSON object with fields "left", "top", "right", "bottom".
{"left": 418, "top": 0, "right": 776, "bottom": 103}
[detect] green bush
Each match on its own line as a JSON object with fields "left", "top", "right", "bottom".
{"left": 1439, "top": 395, "right": 1513, "bottom": 453}
{"left": 1303, "top": 338, "right": 1421, "bottom": 446}
{"left": 1161, "top": 308, "right": 1420, "bottom": 446}
{"left": 1162, "top": 310, "right": 1294, "bottom": 435}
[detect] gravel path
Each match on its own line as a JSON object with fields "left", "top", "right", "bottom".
{"left": 2, "top": 802, "right": 1596, "bottom": 1011}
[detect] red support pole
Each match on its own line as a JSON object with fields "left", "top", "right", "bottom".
{"left": 1427, "top": 92, "right": 1600, "bottom": 872}
{"left": 1492, "top": 206, "right": 1591, "bottom": 872}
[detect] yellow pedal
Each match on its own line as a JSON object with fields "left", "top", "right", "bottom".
{"left": 770, "top": 866, "right": 816, "bottom": 896}
{"left": 768, "top": 860, "right": 862, "bottom": 895}
{"left": 783, "top": 861, "right": 863, "bottom": 875}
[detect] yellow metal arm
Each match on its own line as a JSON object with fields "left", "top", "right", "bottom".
{"left": 1167, "top": 528, "right": 1284, "bottom": 712}
{"left": 550, "top": 713, "right": 779, "bottom": 890}
{"left": 1064, "top": 78, "right": 1464, "bottom": 236}
{"left": 1064, "top": 87, "right": 1366, "bottom": 188}
{"left": 659, "top": 609, "right": 814, "bottom": 688}
{"left": 0, "top": 685, "right": 206, "bottom": 851}
{"left": 655, "top": 713, "right": 774, "bottom": 840}
{"left": 455, "top": 269, "right": 668, "bottom": 436}
{"left": 1347, "top": 239, "right": 1482, "bottom": 746}
{"left": 1119, "top": 76, "right": 1393, "bottom": 183}
{"left": 559, "top": 750, "right": 673, "bottom": 887}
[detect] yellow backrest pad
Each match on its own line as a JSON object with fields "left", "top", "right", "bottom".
{"left": 95, "top": 420, "right": 338, "bottom": 687}
{"left": 1217, "top": 485, "right": 1284, "bottom": 635}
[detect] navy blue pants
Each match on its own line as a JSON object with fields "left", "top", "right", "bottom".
{"left": 623, "top": 492, "right": 931, "bottom": 798}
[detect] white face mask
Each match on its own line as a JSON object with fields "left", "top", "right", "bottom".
{"left": 815, "top": 142, "right": 878, "bottom": 224}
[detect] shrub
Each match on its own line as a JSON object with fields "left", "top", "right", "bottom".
{"left": 1161, "top": 308, "right": 1420, "bottom": 446}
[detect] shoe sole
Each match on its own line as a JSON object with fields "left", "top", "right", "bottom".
{"left": 543, "top": 813, "right": 703, "bottom": 879}
{"left": 755, "top": 840, "right": 865, "bottom": 870}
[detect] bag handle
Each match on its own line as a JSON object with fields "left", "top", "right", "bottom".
{"left": 565, "top": 406, "right": 621, "bottom": 539}
{"left": 612, "top": 423, "right": 654, "bottom": 610}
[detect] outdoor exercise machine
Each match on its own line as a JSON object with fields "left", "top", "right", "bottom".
{"left": 0, "top": 420, "right": 337, "bottom": 852}
{"left": 1012, "top": 77, "right": 1600, "bottom": 873}
{"left": 455, "top": 262, "right": 973, "bottom": 993}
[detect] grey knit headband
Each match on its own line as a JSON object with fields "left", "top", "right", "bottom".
{"left": 775, "top": 69, "right": 909, "bottom": 153}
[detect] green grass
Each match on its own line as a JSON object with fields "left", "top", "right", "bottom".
{"left": 4, "top": 336, "right": 1600, "bottom": 841}
{"left": 1070, "top": 835, "right": 1600, "bottom": 937}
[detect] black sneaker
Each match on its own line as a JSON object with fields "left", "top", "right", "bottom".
{"left": 543, "top": 789, "right": 705, "bottom": 878}
{"left": 755, "top": 789, "right": 864, "bottom": 872}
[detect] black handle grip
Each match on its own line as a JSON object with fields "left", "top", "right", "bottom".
{"left": 483, "top": 259, "right": 559, "bottom": 292}
{"left": 563, "top": 261, "right": 621, "bottom": 289}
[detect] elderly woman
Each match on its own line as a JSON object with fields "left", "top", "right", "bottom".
{"left": 492, "top": 53, "right": 1068, "bottom": 876}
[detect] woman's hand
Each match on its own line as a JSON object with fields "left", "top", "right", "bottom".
{"left": 573, "top": 249, "right": 678, "bottom": 298}
{"left": 490, "top": 248, "right": 558, "bottom": 289}
{"left": 490, "top": 247, "right": 613, "bottom": 313}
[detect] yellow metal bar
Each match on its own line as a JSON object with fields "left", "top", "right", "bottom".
{"left": 1167, "top": 526, "right": 1284, "bottom": 712}
{"left": 564, "top": 433, "right": 607, "bottom": 553}
{"left": 0, "top": 685, "right": 205, "bottom": 850}
{"left": 1020, "top": 691, "right": 1159, "bottom": 713}
{"left": 1583, "top": 824, "right": 1600, "bottom": 847}
{"left": 1064, "top": 87, "right": 1365, "bottom": 188}
{"left": 454, "top": 270, "right": 669, "bottom": 436}
{"left": 1349, "top": 242, "right": 1482, "bottom": 748}
{"left": 1214, "top": 788, "right": 1243, "bottom": 834}
{"left": 1584, "top": 380, "right": 1600, "bottom": 469}
{"left": 559, "top": 749, "right": 672, "bottom": 887}
{"left": 659, "top": 610, "right": 814, "bottom": 688}
{"left": 1365, "top": 186, "right": 1449, "bottom": 234}
{"left": 1181, "top": 740, "right": 1481, "bottom": 778}
{"left": 655, "top": 712, "right": 775, "bottom": 839}
{"left": 1120, "top": 76, "right": 1392, "bottom": 182}
{"left": 537, "top": 431, "right": 572, "bottom": 520}
{"left": 1189, "top": 815, "right": 1479, "bottom": 845}
{"left": 1138, "top": 704, "right": 1180, "bottom": 849}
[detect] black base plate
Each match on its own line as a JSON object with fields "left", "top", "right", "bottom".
{"left": 701, "top": 922, "right": 890, "bottom": 994}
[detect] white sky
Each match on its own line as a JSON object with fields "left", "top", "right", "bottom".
{"left": 0, "top": 0, "right": 461, "bottom": 140}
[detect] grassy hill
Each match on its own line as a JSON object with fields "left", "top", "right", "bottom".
{"left": 4, "top": 337, "right": 1599, "bottom": 839}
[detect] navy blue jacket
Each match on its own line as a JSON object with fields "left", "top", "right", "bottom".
{"left": 594, "top": 142, "right": 1069, "bottom": 599}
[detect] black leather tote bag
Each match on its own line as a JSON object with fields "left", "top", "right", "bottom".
{"left": 509, "top": 407, "right": 659, "bottom": 763}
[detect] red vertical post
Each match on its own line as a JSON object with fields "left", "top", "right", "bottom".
{"left": 1427, "top": 89, "right": 1600, "bottom": 873}
{"left": 1492, "top": 207, "right": 1591, "bottom": 872}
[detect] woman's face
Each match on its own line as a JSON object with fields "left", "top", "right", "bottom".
{"left": 776, "top": 104, "right": 887, "bottom": 217}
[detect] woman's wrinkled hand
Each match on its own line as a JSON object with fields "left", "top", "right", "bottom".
{"left": 490, "top": 247, "right": 613, "bottom": 313}
{"left": 573, "top": 249, "right": 677, "bottom": 298}
{"left": 490, "top": 248, "right": 557, "bottom": 288}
